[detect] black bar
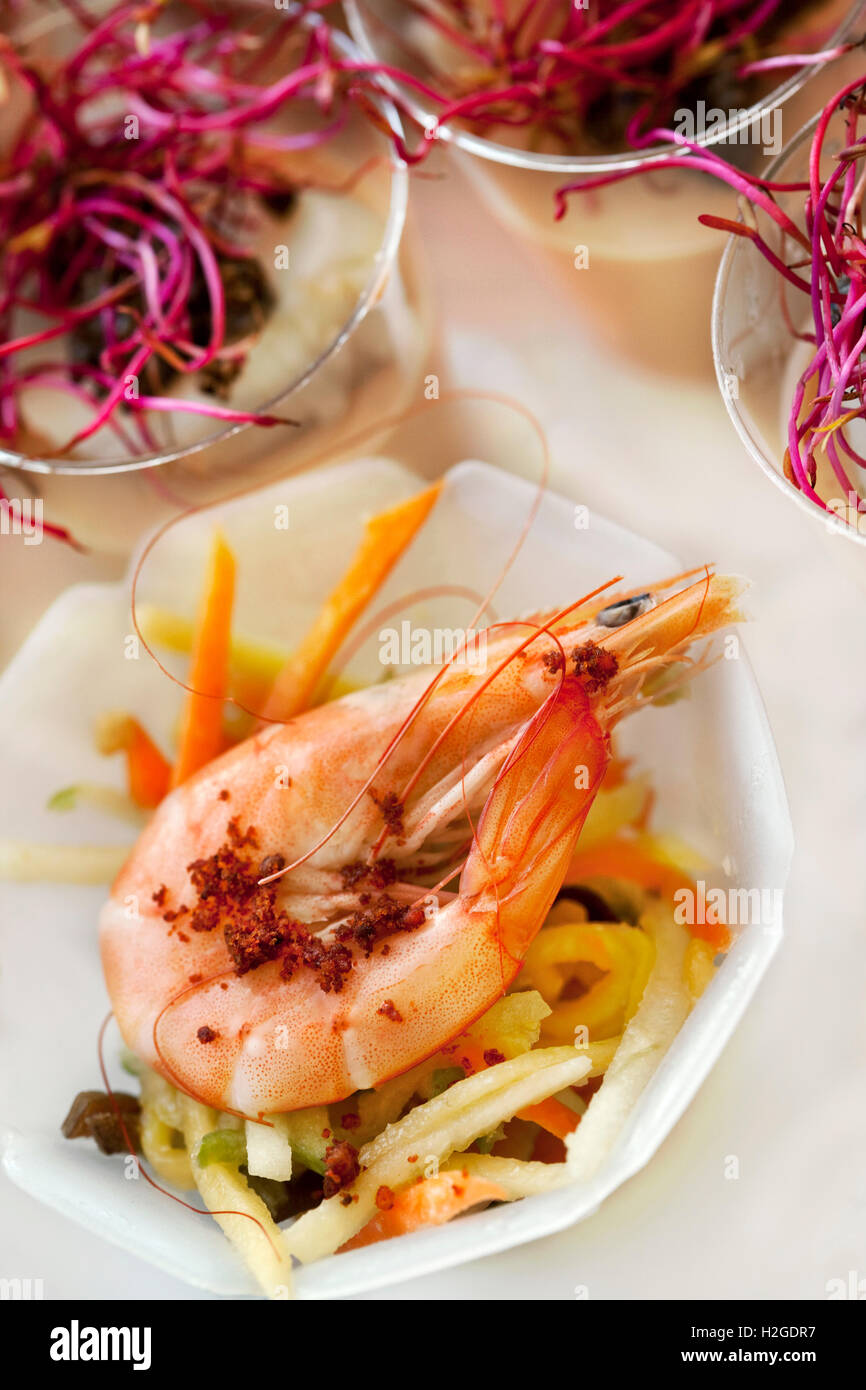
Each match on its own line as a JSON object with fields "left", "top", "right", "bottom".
{"left": 4, "top": 1298, "right": 862, "bottom": 1372}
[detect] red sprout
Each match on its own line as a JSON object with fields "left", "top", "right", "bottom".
{"left": 346, "top": 0, "right": 854, "bottom": 163}
{"left": 596, "top": 76, "right": 866, "bottom": 524}
{"left": 0, "top": 2, "right": 359, "bottom": 460}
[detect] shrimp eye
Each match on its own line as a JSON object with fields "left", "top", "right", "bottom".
{"left": 597, "top": 593, "right": 653, "bottom": 628}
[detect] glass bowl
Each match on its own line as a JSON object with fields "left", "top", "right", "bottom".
{"left": 0, "top": 6, "right": 431, "bottom": 553}
{"left": 712, "top": 104, "right": 866, "bottom": 564}
{"left": 346, "top": 0, "right": 864, "bottom": 376}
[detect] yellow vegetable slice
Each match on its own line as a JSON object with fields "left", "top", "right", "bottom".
{"left": 183, "top": 1097, "right": 293, "bottom": 1299}
{"left": 683, "top": 937, "right": 718, "bottom": 1002}
{"left": 565, "top": 902, "right": 691, "bottom": 1181}
{"left": 578, "top": 776, "right": 651, "bottom": 851}
{"left": 443, "top": 1152, "right": 567, "bottom": 1199}
{"left": 463, "top": 990, "right": 551, "bottom": 1057}
{"left": 245, "top": 1116, "right": 294, "bottom": 1183}
{"left": 523, "top": 922, "right": 655, "bottom": 1043}
{"left": 0, "top": 842, "right": 129, "bottom": 882}
{"left": 139, "top": 1068, "right": 194, "bottom": 1190}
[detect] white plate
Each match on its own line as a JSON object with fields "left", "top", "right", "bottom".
{"left": 0, "top": 458, "right": 792, "bottom": 1298}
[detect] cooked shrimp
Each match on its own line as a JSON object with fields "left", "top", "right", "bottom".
{"left": 101, "top": 570, "right": 742, "bottom": 1116}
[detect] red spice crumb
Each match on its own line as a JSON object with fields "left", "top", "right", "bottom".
{"left": 452, "top": 1184, "right": 465, "bottom": 1197}
{"left": 368, "top": 788, "right": 405, "bottom": 840}
{"left": 542, "top": 650, "right": 565, "bottom": 676}
{"left": 340, "top": 1193, "right": 353, "bottom": 1206}
{"left": 220, "top": 982, "right": 228, "bottom": 991}
{"left": 176, "top": 930, "right": 190, "bottom": 943}
{"left": 226, "top": 816, "right": 258, "bottom": 849}
{"left": 184, "top": 822, "right": 357, "bottom": 995}
{"left": 188, "top": 973, "right": 202, "bottom": 984}
{"left": 334, "top": 896, "right": 423, "bottom": 958}
{"left": 483, "top": 1048, "right": 506, "bottom": 1066}
{"left": 218, "top": 788, "right": 230, "bottom": 801}
{"left": 353, "top": 1194, "right": 359, "bottom": 1203}
{"left": 407, "top": 1154, "right": 418, "bottom": 1164}
{"left": 322, "top": 1141, "right": 360, "bottom": 1199}
{"left": 322, "top": 1128, "right": 331, "bottom": 1139}
{"left": 197, "top": 1025, "right": 218, "bottom": 1043}
{"left": 341, "top": 1113, "right": 360, "bottom": 1131}
{"left": 377, "top": 999, "right": 403, "bottom": 1023}
{"left": 571, "top": 640, "right": 619, "bottom": 694}
{"left": 340, "top": 861, "right": 367, "bottom": 890}
{"left": 375, "top": 1185, "right": 395, "bottom": 1212}
{"left": 340, "top": 857, "right": 398, "bottom": 892}
{"left": 459, "top": 1056, "right": 475, "bottom": 1074}
{"left": 152, "top": 884, "right": 167, "bottom": 908}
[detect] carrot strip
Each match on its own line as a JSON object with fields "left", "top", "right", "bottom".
{"left": 94, "top": 711, "right": 171, "bottom": 809}
{"left": 517, "top": 1096, "right": 579, "bottom": 1141}
{"left": 126, "top": 723, "right": 171, "bottom": 808}
{"left": 340, "top": 1172, "right": 506, "bottom": 1250}
{"left": 262, "top": 483, "right": 443, "bottom": 722}
{"left": 171, "top": 531, "right": 236, "bottom": 788}
{"left": 564, "top": 835, "right": 731, "bottom": 951}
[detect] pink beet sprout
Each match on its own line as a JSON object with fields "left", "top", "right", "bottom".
{"left": 0, "top": 1, "right": 360, "bottom": 466}
{"left": 589, "top": 77, "right": 866, "bottom": 525}
{"left": 347, "top": 1, "right": 857, "bottom": 162}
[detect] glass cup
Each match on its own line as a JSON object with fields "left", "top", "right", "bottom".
{"left": 0, "top": 6, "right": 432, "bottom": 554}
{"left": 346, "top": 0, "right": 864, "bottom": 377}
{"left": 712, "top": 104, "right": 866, "bottom": 572}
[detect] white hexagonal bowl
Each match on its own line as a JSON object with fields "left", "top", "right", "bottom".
{"left": 0, "top": 458, "right": 791, "bottom": 1298}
